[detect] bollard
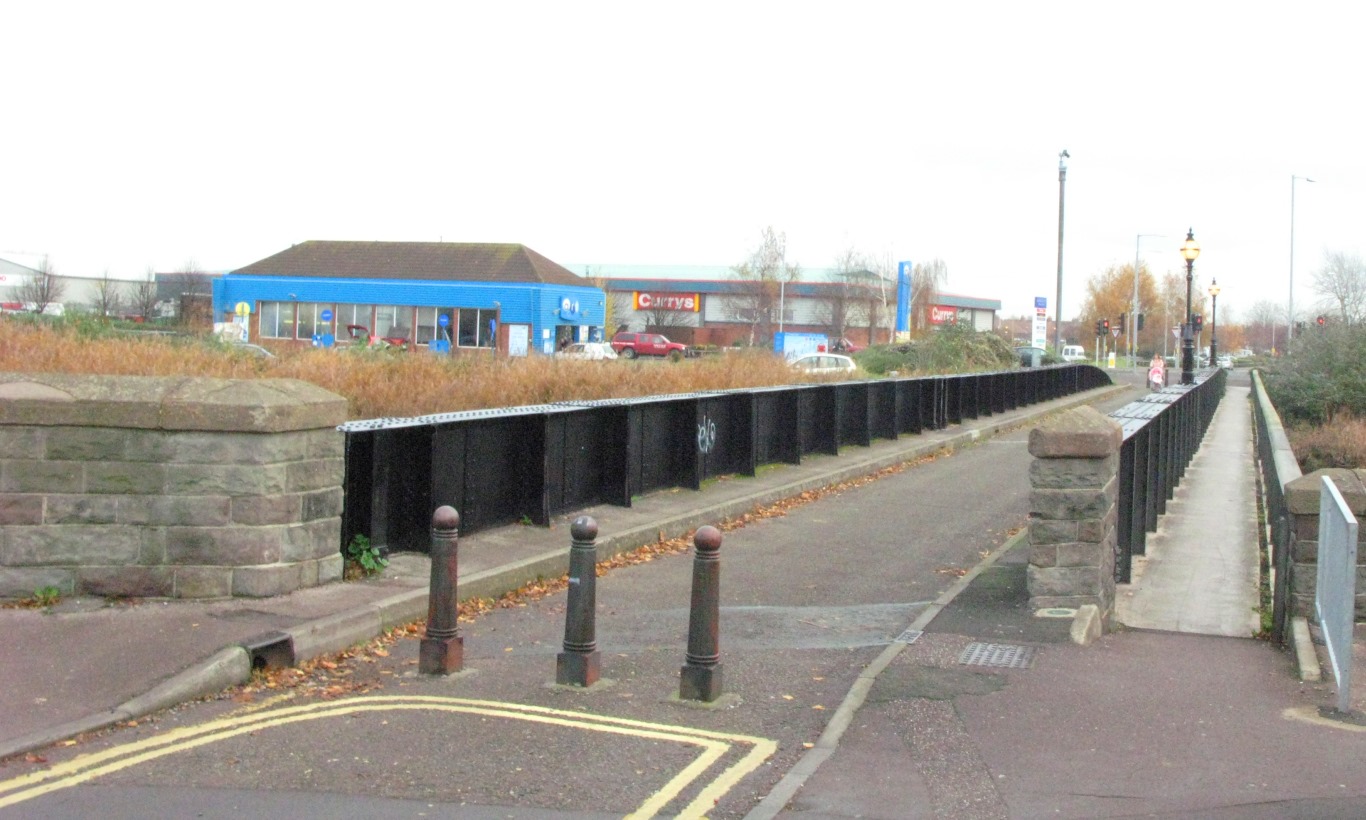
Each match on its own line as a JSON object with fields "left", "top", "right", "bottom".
{"left": 419, "top": 506, "right": 463, "bottom": 675}
{"left": 679, "top": 525, "right": 723, "bottom": 702}
{"left": 556, "top": 516, "right": 601, "bottom": 687}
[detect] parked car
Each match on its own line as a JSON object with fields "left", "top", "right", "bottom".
{"left": 556, "top": 342, "right": 618, "bottom": 361}
{"left": 1217, "top": 354, "right": 1233, "bottom": 369}
{"left": 1060, "top": 344, "right": 1086, "bottom": 362}
{"left": 610, "top": 332, "right": 689, "bottom": 361}
{"left": 1015, "top": 346, "right": 1047, "bottom": 367}
{"left": 789, "top": 353, "right": 857, "bottom": 374}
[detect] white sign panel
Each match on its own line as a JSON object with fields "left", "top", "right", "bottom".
{"left": 509, "top": 325, "right": 529, "bottom": 357}
{"left": 1031, "top": 297, "right": 1047, "bottom": 349}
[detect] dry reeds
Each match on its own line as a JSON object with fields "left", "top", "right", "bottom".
{"left": 0, "top": 320, "right": 838, "bottom": 421}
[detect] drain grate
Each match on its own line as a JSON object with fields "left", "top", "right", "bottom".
{"left": 957, "top": 642, "right": 1036, "bottom": 669}
{"left": 894, "top": 629, "right": 923, "bottom": 645}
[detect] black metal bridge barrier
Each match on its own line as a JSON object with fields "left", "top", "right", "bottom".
{"left": 339, "top": 363, "right": 1111, "bottom": 554}
{"left": 1108, "top": 367, "right": 1227, "bottom": 583}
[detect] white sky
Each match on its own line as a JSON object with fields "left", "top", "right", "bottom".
{"left": 4, "top": 1, "right": 1362, "bottom": 324}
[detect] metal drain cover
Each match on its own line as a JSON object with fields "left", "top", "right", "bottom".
{"left": 957, "top": 642, "right": 1036, "bottom": 669}
{"left": 894, "top": 629, "right": 923, "bottom": 644}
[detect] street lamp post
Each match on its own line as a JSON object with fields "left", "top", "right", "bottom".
{"left": 1288, "top": 174, "right": 1314, "bottom": 343}
{"left": 1208, "top": 279, "right": 1221, "bottom": 366}
{"left": 1053, "top": 150, "right": 1069, "bottom": 355}
{"left": 1180, "top": 229, "right": 1201, "bottom": 385}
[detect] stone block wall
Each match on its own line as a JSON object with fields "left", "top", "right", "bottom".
{"left": 1027, "top": 405, "right": 1122, "bottom": 625}
{"left": 1284, "top": 468, "right": 1366, "bottom": 621}
{"left": 0, "top": 373, "right": 348, "bottom": 599}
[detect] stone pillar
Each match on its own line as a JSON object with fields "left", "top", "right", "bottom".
{"left": 1284, "top": 468, "right": 1366, "bottom": 621}
{"left": 1027, "top": 405, "right": 1122, "bottom": 626}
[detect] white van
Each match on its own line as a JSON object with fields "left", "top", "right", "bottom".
{"left": 1061, "top": 345, "right": 1086, "bottom": 362}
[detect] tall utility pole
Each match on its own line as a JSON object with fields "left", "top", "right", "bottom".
{"left": 1288, "top": 174, "right": 1314, "bottom": 343}
{"left": 1054, "top": 150, "right": 1068, "bottom": 354}
{"left": 1132, "top": 234, "right": 1164, "bottom": 366}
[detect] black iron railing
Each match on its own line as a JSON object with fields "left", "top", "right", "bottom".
{"left": 1249, "top": 370, "right": 1301, "bottom": 643}
{"left": 1109, "top": 367, "right": 1227, "bottom": 583}
{"left": 340, "top": 364, "right": 1112, "bottom": 553}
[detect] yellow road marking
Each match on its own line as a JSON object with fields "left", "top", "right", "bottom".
{"left": 0, "top": 695, "right": 776, "bottom": 819}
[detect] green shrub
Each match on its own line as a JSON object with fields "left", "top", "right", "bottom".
{"left": 856, "top": 325, "right": 1019, "bottom": 376}
{"left": 344, "top": 534, "right": 387, "bottom": 578}
{"left": 1262, "top": 324, "right": 1366, "bottom": 425}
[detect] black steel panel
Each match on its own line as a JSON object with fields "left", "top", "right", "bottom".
{"left": 753, "top": 389, "right": 801, "bottom": 465}
{"left": 637, "top": 400, "right": 697, "bottom": 493}
{"left": 798, "top": 387, "right": 838, "bottom": 456}
{"left": 835, "top": 383, "right": 871, "bottom": 447}
{"left": 462, "top": 417, "right": 542, "bottom": 533}
{"left": 341, "top": 431, "right": 375, "bottom": 557}
{"left": 699, "top": 394, "right": 753, "bottom": 480}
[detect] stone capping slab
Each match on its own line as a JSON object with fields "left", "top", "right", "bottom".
{"left": 1027, "top": 405, "right": 1122, "bottom": 459}
{"left": 0, "top": 373, "right": 346, "bottom": 433}
{"left": 1285, "top": 468, "right": 1366, "bottom": 516}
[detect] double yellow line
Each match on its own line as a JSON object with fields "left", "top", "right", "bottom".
{"left": 0, "top": 695, "right": 776, "bottom": 819}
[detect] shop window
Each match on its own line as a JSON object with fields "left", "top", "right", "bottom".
{"left": 458, "top": 308, "right": 496, "bottom": 348}
{"left": 259, "top": 301, "right": 296, "bottom": 339}
{"left": 416, "top": 307, "right": 456, "bottom": 344}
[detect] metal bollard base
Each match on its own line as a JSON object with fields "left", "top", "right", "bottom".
{"left": 679, "top": 663, "right": 724, "bottom": 702}
{"left": 419, "top": 636, "right": 464, "bottom": 675}
{"left": 555, "top": 650, "right": 601, "bottom": 688}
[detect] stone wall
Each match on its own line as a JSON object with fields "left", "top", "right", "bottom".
{"left": 1285, "top": 468, "right": 1366, "bottom": 621}
{"left": 1027, "top": 405, "right": 1122, "bottom": 626}
{"left": 0, "top": 373, "right": 348, "bottom": 599}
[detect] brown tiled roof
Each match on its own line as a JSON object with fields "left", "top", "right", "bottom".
{"left": 233, "top": 241, "right": 586, "bottom": 286}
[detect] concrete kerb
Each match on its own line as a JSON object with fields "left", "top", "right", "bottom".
{"left": 1292, "top": 616, "right": 1323, "bottom": 683}
{"left": 0, "top": 383, "right": 1130, "bottom": 764}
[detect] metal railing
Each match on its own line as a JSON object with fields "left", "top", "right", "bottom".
{"left": 1249, "top": 370, "right": 1302, "bottom": 644}
{"left": 1109, "top": 367, "right": 1227, "bottom": 583}
{"left": 1316, "top": 476, "right": 1358, "bottom": 714}
{"left": 339, "top": 364, "right": 1111, "bottom": 553}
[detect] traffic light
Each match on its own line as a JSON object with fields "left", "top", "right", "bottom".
{"left": 1095, "top": 319, "right": 1103, "bottom": 335}
{"left": 1102, "top": 318, "right": 1110, "bottom": 332}
{"left": 1118, "top": 313, "right": 1126, "bottom": 334}
{"left": 1317, "top": 315, "right": 1327, "bottom": 326}
{"left": 1193, "top": 314, "right": 1203, "bottom": 332}
{"left": 1137, "top": 313, "right": 1145, "bottom": 331}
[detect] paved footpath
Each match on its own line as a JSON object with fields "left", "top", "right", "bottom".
{"left": 2, "top": 371, "right": 1363, "bottom": 819}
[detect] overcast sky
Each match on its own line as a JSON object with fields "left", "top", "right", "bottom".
{"left": 4, "top": 2, "right": 1361, "bottom": 324}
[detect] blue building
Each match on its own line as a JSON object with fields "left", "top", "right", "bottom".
{"left": 213, "top": 241, "right": 607, "bottom": 355}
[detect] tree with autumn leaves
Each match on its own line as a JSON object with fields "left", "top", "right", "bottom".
{"left": 1078, "top": 262, "right": 1218, "bottom": 359}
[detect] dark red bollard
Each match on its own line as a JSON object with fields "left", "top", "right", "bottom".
{"left": 556, "top": 516, "right": 601, "bottom": 687}
{"left": 679, "top": 525, "right": 723, "bottom": 702}
{"left": 419, "top": 506, "right": 463, "bottom": 675}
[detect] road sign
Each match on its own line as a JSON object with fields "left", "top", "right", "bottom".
{"left": 234, "top": 302, "right": 251, "bottom": 317}
{"left": 1112, "top": 329, "right": 1120, "bottom": 338}
{"left": 1171, "top": 327, "right": 1181, "bottom": 339}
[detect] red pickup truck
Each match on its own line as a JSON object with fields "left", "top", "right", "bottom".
{"left": 610, "top": 331, "right": 689, "bottom": 361}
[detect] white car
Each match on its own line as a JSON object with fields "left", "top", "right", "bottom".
{"left": 789, "top": 353, "right": 857, "bottom": 374}
{"left": 1060, "top": 345, "right": 1086, "bottom": 362}
{"left": 1217, "top": 355, "right": 1233, "bottom": 369}
{"left": 556, "top": 342, "right": 618, "bottom": 360}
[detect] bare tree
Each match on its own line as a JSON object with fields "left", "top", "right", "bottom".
{"left": 11, "top": 256, "right": 66, "bottom": 313}
{"left": 90, "top": 269, "right": 124, "bottom": 318}
{"left": 1313, "top": 250, "right": 1366, "bottom": 324}
{"left": 910, "top": 259, "right": 948, "bottom": 332}
{"left": 129, "top": 267, "right": 160, "bottom": 321}
{"left": 729, "top": 227, "right": 800, "bottom": 346}
{"left": 1244, "top": 299, "right": 1284, "bottom": 353}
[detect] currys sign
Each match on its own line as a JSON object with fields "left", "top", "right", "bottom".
{"left": 634, "top": 292, "right": 699, "bottom": 312}
{"left": 929, "top": 305, "right": 959, "bottom": 325}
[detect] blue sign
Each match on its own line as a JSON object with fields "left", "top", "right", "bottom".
{"left": 896, "top": 261, "right": 913, "bottom": 333}
{"left": 320, "top": 309, "right": 333, "bottom": 322}
{"left": 438, "top": 313, "right": 449, "bottom": 327}
{"left": 1034, "top": 297, "right": 1047, "bottom": 310}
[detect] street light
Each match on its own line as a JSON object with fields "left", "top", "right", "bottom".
{"left": 1053, "top": 150, "right": 1069, "bottom": 355}
{"left": 1133, "top": 234, "right": 1164, "bottom": 366}
{"left": 1208, "top": 279, "right": 1221, "bottom": 366}
{"left": 1288, "top": 174, "right": 1314, "bottom": 343}
{"left": 1180, "top": 228, "right": 1201, "bottom": 385}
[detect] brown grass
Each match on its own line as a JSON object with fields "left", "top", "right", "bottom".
{"left": 0, "top": 320, "right": 849, "bottom": 420}
{"left": 1286, "top": 415, "right": 1366, "bottom": 472}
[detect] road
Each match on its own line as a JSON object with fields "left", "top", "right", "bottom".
{"left": 0, "top": 379, "right": 1152, "bottom": 819}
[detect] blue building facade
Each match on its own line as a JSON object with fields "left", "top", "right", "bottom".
{"left": 212, "top": 241, "right": 606, "bottom": 355}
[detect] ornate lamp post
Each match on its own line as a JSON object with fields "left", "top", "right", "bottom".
{"left": 1208, "top": 279, "right": 1221, "bottom": 366}
{"left": 1180, "top": 229, "right": 1201, "bottom": 385}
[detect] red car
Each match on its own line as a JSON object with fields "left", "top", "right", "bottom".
{"left": 610, "top": 331, "right": 689, "bottom": 361}
{"left": 830, "top": 337, "right": 864, "bottom": 353}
